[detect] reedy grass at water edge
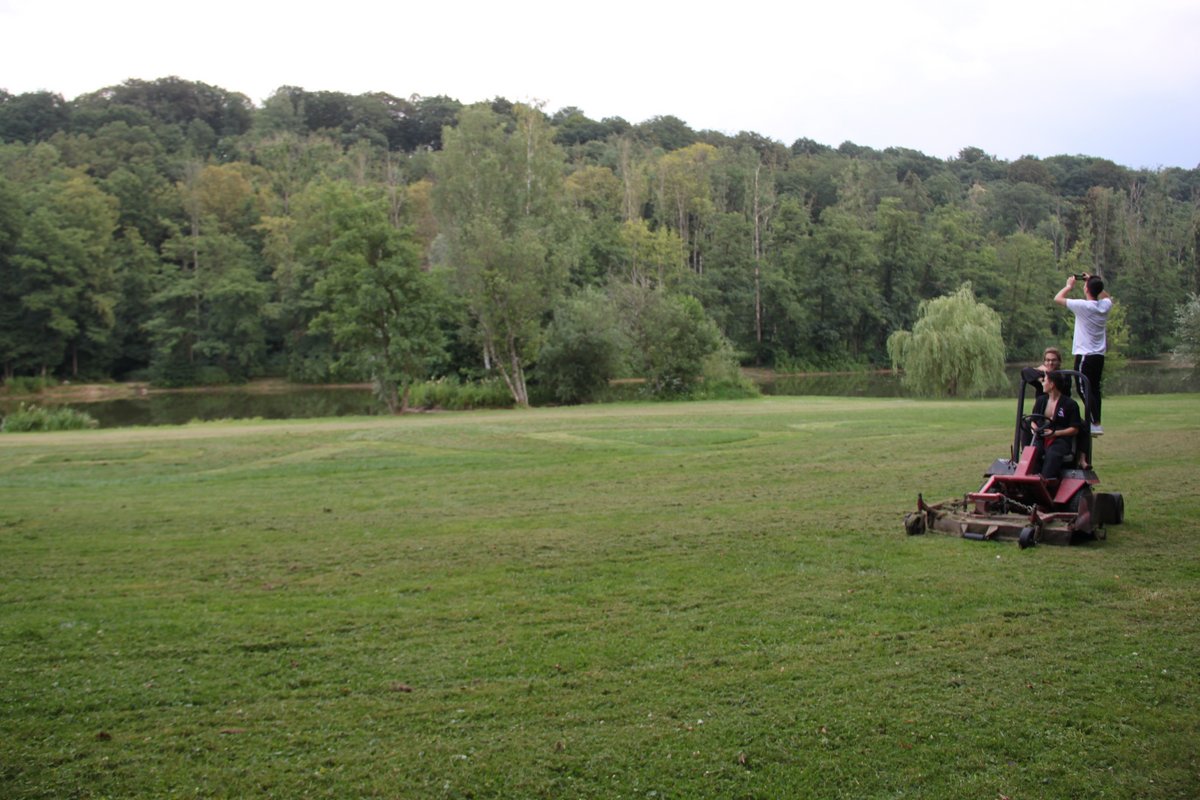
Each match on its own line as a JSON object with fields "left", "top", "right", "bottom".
{"left": 1, "top": 395, "right": 1198, "bottom": 798}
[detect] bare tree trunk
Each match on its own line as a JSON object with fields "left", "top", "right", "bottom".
{"left": 482, "top": 329, "right": 528, "bottom": 407}
{"left": 505, "top": 332, "right": 529, "bottom": 407}
{"left": 492, "top": 347, "right": 528, "bottom": 407}
{"left": 384, "top": 385, "right": 400, "bottom": 414}
{"left": 511, "top": 351, "right": 528, "bottom": 406}
{"left": 752, "top": 164, "right": 763, "bottom": 347}
{"left": 184, "top": 161, "right": 203, "bottom": 365}
{"left": 386, "top": 154, "right": 405, "bottom": 229}
{"left": 522, "top": 114, "right": 535, "bottom": 217}
{"left": 617, "top": 138, "right": 641, "bottom": 222}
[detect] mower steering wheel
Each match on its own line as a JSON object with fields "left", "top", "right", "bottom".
{"left": 1022, "top": 413, "right": 1053, "bottom": 439}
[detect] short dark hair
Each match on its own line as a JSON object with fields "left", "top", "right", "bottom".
{"left": 1048, "top": 370, "right": 1072, "bottom": 394}
{"left": 1086, "top": 275, "right": 1104, "bottom": 297}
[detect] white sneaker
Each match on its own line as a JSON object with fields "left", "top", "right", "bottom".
{"left": 1091, "top": 424, "right": 1104, "bottom": 436}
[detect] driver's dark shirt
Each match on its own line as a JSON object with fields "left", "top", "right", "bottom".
{"left": 1031, "top": 392, "right": 1082, "bottom": 436}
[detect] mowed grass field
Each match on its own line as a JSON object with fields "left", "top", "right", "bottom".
{"left": 2, "top": 395, "right": 1198, "bottom": 799}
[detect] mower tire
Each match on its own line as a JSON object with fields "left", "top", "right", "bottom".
{"left": 904, "top": 512, "right": 926, "bottom": 536}
{"left": 1018, "top": 526, "right": 1038, "bottom": 549}
{"left": 1095, "top": 492, "right": 1125, "bottom": 525}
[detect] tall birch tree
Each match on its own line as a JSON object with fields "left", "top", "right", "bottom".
{"left": 433, "top": 103, "right": 569, "bottom": 406}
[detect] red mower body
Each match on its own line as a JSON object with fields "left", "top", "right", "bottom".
{"left": 905, "top": 370, "right": 1123, "bottom": 548}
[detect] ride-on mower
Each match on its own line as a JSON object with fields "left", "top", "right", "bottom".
{"left": 904, "top": 369, "right": 1124, "bottom": 548}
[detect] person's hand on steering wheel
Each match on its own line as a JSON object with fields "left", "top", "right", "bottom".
{"left": 1023, "top": 413, "right": 1054, "bottom": 440}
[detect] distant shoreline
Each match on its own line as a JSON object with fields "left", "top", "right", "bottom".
{"left": 2, "top": 359, "right": 1189, "bottom": 404}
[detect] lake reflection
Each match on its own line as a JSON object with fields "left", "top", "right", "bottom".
{"left": 25, "top": 387, "right": 384, "bottom": 429}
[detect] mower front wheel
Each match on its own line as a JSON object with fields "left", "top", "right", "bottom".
{"left": 1018, "top": 526, "right": 1038, "bottom": 549}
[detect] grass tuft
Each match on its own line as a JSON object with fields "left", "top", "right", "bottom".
{"left": 1, "top": 402, "right": 99, "bottom": 433}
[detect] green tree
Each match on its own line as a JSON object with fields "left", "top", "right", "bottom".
{"left": 758, "top": 196, "right": 813, "bottom": 364}
{"left": 243, "top": 131, "right": 340, "bottom": 216}
{"left": 922, "top": 205, "right": 994, "bottom": 300}
{"left": 563, "top": 165, "right": 624, "bottom": 287}
{"left": 804, "top": 206, "right": 880, "bottom": 360}
{"left": 310, "top": 193, "right": 445, "bottom": 413}
{"left": 0, "top": 174, "right": 26, "bottom": 380}
{"left": 1078, "top": 186, "right": 1125, "bottom": 276}
{"left": 653, "top": 143, "right": 718, "bottom": 272}
{"left": 985, "top": 181, "right": 1054, "bottom": 235}
{"left": 73, "top": 77, "right": 253, "bottom": 147}
{"left": 633, "top": 115, "right": 696, "bottom": 151}
{"left": 150, "top": 228, "right": 268, "bottom": 382}
{"left": 109, "top": 227, "right": 161, "bottom": 377}
{"left": 690, "top": 211, "right": 755, "bottom": 351}
{"left": 0, "top": 91, "right": 71, "bottom": 143}
{"left": 874, "top": 197, "right": 926, "bottom": 347}
{"left": 1118, "top": 177, "right": 1192, "bottom": 355}
{"left": 536, "top": 288, "right": 627, "bottom": 404}
{"left": 1007, "top": 156, "right": 1055, "bottom": 190}
{"left": 258, "top": 178, "right": 353, "bottom": 383}
{"left": 619, "top": 289, "right": 725, "bottom": 396}
{"left": 434, "top": 103, "right": 570, "bottom": 406}
{"left": 5, "top": 168, "right": 120, "bottom": 377}
{"left": 617, "top": 219, "right": 685, "bottom": 290}
{"left": 992, "top": 232, "right": 1059, "bottom": 359}
{"left": 147, "top": 161, "right": 269, "bottom": 383}
{"left": 887, "top": 283, "right": 1007, "bottom": 397}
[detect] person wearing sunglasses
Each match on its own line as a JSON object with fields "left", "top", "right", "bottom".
{"left": 1021, "top": 346, "right": 1063, "bottom": 396}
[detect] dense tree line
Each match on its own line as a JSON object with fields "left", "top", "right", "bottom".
{"left": 2, "top": 77, "right": 1198, "bottom": 404}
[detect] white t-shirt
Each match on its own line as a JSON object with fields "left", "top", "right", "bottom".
{"left": 1066, "top": 297, "right": 1112, "bottom": 355}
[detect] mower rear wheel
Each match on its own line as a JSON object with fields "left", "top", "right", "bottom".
{"left": 1095, "top": 492, "right": 1125, "bottom": 525}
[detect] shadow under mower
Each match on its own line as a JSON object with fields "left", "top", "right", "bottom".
{"left": 904, "top": 369, "right": 1124, "bottom": 548}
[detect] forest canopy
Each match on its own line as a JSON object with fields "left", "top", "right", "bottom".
{"left": 2, "top": 77, "right": 1197, "bottom": 403}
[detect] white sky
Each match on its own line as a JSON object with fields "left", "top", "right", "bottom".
{"left": 2, "top": 0, "right": 1198, "bottom": 169}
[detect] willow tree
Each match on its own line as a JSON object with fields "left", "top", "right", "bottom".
{"left": 1173, "top": 293, "right": 1200, "bottom": 371}
{"left": 433, "top": 103, "right": 569, "bottom": 406}
{"left": 887, "top": 283, "right": 1007, "bottom": 397}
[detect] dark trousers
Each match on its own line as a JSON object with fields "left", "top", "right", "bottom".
{"left": 1074, "top": 353, "right": 1104, "bottom": 424}
{"left": 1034, "top": 438, "right": 1074, "bottom": 479}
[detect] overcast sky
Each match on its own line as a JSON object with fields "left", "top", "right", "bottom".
{"left": 2, "top": 0, "right": 1197, "bottom": 169}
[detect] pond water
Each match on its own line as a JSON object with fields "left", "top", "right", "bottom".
{"left": 1, "top": 387, "right": 380, "bottom": 430}
{"left": 3, "top": 361, "right": 1197, "bottom": 429}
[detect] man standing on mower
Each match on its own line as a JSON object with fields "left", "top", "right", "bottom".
{"left": 1029, "top": 371, "right": 1083, "bottom": 479}
{"left": 1055, "top": 273, "right": 1111, "bottom": 435}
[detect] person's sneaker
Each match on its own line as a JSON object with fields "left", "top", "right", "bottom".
{"left": 1091, "top": 424, "right": 1104, "bottom": 436}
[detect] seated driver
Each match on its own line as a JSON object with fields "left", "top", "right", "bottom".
{"left": 1029, "top": 370, "right": 1082, "bottom": 479}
